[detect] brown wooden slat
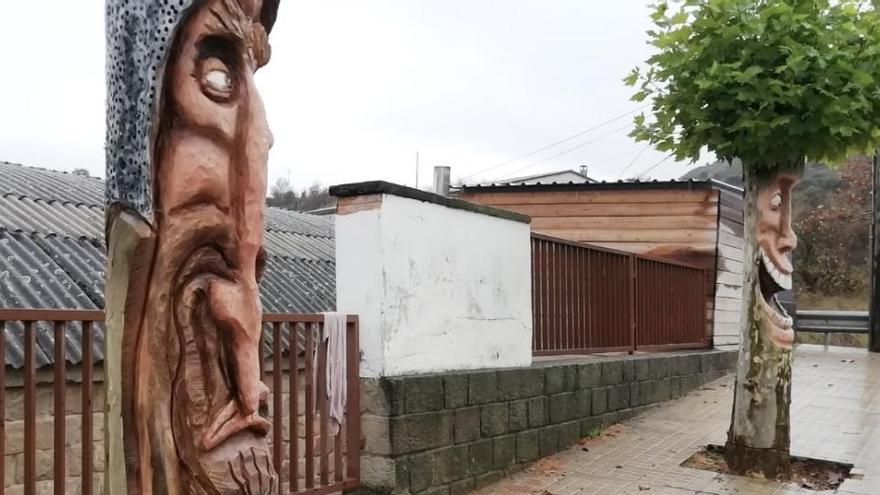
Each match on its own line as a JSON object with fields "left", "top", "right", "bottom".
{"left": 24, "top": 321, "right": 35, "bottom": 495}
{"left": 82, "top": 321, "right": 93, "bottom": 495}
{"left": 536, "top": 228, "right": 717, "bottom": 244}
{"left": 263, "top": 314, "right": 359, "bottom": 324}
{"left": 334, "top": 416, "right": 343, "bottom": 483}
{"left": 272, "top": 322, "right": 283, "bottom": 472}
{"left": 486, "top": 201, "right": 720, "bottom": 218}
{"left": 259, "top": 328, "right": 266, "bottom": 380}
{"left": 290, "top": 323, "right": 299, "bottom": 493}
{"left": 531, "top": 215, "right": 719, "bottom": 231}
{"left": 317, "top": 341, "right": 330, "bottom": 486}
{"left": 0, "top": 321, "right": 4, "bottom": 490}
{"left": 345, "top": 319, "right": 361, "bottom": 483}
{"left": 530, "top": 239, "right": 538, "bottom": 351}
{"left": 460, "top": 188, "right": 719, "bottom": 205}
{"left": 540, "top": 239, "right": 549, "bottom": 350}
{"left": 0, "top": 309, "right": 104, "bottom": 321}
{"left": 628, "top": 255, "right": 636, "bottom": 351}
{"left": 54, "top": 321, "right": 66, "bottom": 495}
{"left": 304, "top": 324, "right": 316, "bottom": 489}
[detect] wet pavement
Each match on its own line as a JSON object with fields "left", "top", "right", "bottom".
{"left": 473, "top": 344, "right": 880, "bottom": 495}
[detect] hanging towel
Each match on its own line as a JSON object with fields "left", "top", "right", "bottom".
{"left": 321, "top": 312, "right": 348, "bottom": 428}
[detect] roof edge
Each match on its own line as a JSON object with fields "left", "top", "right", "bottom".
{"left": 459, "top": 179, "right": 720, "bottom": 193}
{"left": 329, "top": 180, "right": 531, "bottom": 224}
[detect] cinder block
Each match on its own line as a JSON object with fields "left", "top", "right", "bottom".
{"left": 601, "top": 361, "right": 623, "bottom": 386}
{"left": 468, "top": 372, "right": 497, "bottom": 406}
{"left": 480, "top": 403, "right": 509, "bottom": 437}
{"left": 390, "top": 411, "right": 453, "bottom": 454}
{"left": 453, "top": 407, "right": 481, "bottom": 444}
{"left": 497, "top": 368, "right": 544, "bottom": 400}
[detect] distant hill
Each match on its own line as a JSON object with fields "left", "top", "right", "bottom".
{"left": 679, "top": 159, "right": 841, "bottom": 213}
{"left": 680, "top": 159, "right": 745, "bottom": 186}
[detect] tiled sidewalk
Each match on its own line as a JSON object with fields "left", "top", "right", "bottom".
{"left": 473, "top": 344, "right": 880, "bottom": 495}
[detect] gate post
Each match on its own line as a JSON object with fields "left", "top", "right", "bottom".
{"left": 870, "top": 151, "right": 880, "bottom": 352}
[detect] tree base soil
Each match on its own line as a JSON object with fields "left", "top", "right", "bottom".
{"left": 682, "top": 444, "right": 852, "bottom": 491}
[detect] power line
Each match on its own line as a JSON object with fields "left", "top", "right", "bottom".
{"left": 617, "top": 143, "right": 651, "bottom": 180}
{"left": 495, "top": 122, "right": 634, "bottom": 181}
{"left": 634, "top": 153, "right": 675, "bottom": 180}
{"left": 460, "top": 103, "right": 650, "bottom": 182}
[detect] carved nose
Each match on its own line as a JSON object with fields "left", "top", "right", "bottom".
{"left": 242, "top": 380, "right": 270, "bottom": 417}
{"left": 209, "top": 279, "right": 266, "bottom": 417}
{"left": 778, "top": 228, "right": 797, "bottom": 253}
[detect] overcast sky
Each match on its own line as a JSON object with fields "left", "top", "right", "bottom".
{"left": 0, "top": 1, "right": 714, "bottom": 193}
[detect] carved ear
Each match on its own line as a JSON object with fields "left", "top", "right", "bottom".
{"left": 261, "top": 0, "right": 280, "bottom": 33}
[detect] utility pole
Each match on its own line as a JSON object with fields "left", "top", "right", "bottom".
{"left": 415, "top": 152, "right": 420, "bottom": 189}
{"left": 870, "top": 151, "right": 880, "bottom": 352}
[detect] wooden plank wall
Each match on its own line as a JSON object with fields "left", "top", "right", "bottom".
{"left": 714, "top": 188, "right": 745, "bottom": 349}
{"left": 460, "top": 187, "right": 722, "bottom": 342}
{"left": 459, "top": 188, "right": 720, "bottom": 267}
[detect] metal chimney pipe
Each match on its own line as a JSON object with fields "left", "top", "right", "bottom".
{"left": 433, "top": 166, "right": 451, "bottom": 196}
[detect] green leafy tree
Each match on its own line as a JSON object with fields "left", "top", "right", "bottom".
{"left": 627, "top": 0, "right": 880, "bottom": 477}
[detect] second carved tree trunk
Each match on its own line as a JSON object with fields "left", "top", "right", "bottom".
{"left": 726, "top": 163, "right": 801, "bottom": 478}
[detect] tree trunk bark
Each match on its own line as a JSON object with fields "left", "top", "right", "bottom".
{"left": 725, "top": 167, "right": 798, "bottom": 478}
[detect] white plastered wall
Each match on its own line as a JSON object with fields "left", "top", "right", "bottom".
{"left": 336, "top": 193, "right": 533, "bottom": 377}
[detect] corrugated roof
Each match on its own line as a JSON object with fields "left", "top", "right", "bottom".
{"left": 0, "top": 161, "right": 336, "bottom": 369}
{"left": 477, "top": 169, "right": 596, "bottom": 187}
{"left": 0, "top": 162, "right": 105, "bottom": 207}
{"left": 459, "top": 177, "right": 723, "bottom": 191}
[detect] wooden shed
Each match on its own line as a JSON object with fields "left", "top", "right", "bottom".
{"left": 459, "top": 179, "right": 745, "bottom": 349}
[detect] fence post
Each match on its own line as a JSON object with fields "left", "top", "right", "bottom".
{"left": 629, "top": 255, "right": 637, "bottom": 353}
{"left": 705, "top": 269, "right": 713, "bottom": 348}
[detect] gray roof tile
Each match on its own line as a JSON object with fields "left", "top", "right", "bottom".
{"left": 0, "top": 161, "right": 336, "bottom": 369}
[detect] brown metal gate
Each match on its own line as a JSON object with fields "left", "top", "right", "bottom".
{"left": 262, "top": 314, "right": 361, "bottom": 494}
{"left": 531, "top": 234, "right": 709, "bottom": 355}
{"left": 0, "top": 309, "right": 361, "bottom": 495}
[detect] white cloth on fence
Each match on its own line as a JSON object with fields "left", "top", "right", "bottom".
{"left": 321, "top": 312, "right": 348, "bottom": 428}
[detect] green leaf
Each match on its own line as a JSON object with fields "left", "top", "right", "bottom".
{"left": 671, "top": 10, "right": 689, "bottom": 25}
{"left": 627, "top": 0, "right": 880, "bottom": 172}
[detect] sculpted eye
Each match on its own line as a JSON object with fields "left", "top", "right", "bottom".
{"left": 770, "top": 193, "right": 782, "bottom": 209}
{"left": 200, "top": 57, "right": 234, "bottom": 101}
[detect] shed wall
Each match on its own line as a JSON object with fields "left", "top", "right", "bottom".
{"left": 460, "top": 187, "right": 721, "bottom": 344}
{"left": 714, "top": 189, "right": 745, "bottom": 349}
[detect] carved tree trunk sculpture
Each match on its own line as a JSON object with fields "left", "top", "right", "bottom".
{"left": 105, "top": 1, "right": 280, "bottom": 493}
{"left": 725, "top": 165, "right": 802, "bottom": 477}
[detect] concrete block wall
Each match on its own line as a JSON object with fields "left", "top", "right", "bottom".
{"left": 3, "top": 379, "right": 106, "bottom": 495}
{"left": 357, "top": 350, "right": 737, "bottom": 495}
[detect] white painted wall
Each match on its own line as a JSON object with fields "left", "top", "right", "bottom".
{"left": 336, "top": 193, "right": 533, "bottom": 377}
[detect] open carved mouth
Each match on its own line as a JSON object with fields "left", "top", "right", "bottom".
{"left": 758, "top": 248, "right": 793, "bottom": 331}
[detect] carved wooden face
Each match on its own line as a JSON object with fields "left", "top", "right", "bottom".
{"left": 142, "top": 0, "right": 276, "bottom": 492}
{"left": 755, "top": 172, "right": 799, "bottom": 349}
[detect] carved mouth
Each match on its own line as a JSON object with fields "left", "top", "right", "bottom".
{"left": 202, "top": 400, "right": 272, "bottom": 451}
{"left": 760, "top": 248, "right": 792, "bottom": 291}
{"left": 758, "top": 248, "right": 793, "bottom": 330}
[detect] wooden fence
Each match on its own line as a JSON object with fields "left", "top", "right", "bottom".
{"left": 0, "top": 309, "right": 360, "bottom": 495}
{"left": 531, "top": 234, "right": 710, "bottom": 355}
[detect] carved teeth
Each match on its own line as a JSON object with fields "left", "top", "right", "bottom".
{"left": 760, "top": 249, "right": 793, "bottom": 290}
{"left": 757, "top": 291, "right": 794, "bottom": 329}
